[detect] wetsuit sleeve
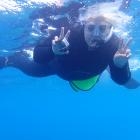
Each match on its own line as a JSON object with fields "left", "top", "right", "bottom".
{"left": 33, "top": 38, "right": 54, "bottom": 64}
{"left": 109, "top": 60, "right": 131, "bottom": 85}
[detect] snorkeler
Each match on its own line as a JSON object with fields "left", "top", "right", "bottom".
{"left": 0, "top": 2, "right": 139, "bottom": 91}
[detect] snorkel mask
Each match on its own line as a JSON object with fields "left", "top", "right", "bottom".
{"left": 84, "top": 17, "right": 113, "bottom": 48}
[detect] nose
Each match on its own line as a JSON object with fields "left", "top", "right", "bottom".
{"left": 93, "top": 27, "right": 100, "bottom": 37}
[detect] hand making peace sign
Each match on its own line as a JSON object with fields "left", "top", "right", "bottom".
{"left": 113, "top": 37, "right": 132, "bottom": 68}
{"left": 52, "top": 27, "right": 70, "bottom": 55}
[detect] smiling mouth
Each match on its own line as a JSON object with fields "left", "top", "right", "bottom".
{"left": 89, "top": 39, "right": 104, "bottom": 49}
{"left": 90, "top": 40, "right": 99, "bottom": 47}
{"left": 88, "top": 42, "right": 98, "bottom": 50}
{"left": 91, "top": 41, "right": 97, "bottom": 47}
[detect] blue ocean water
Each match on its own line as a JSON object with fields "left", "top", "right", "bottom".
{"left": 0, "top": 0, "right": 140, "bottom": 140}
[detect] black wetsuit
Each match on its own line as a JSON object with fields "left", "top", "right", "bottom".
{"left": 33, "top": 24, "right": 131, "bottom": 85}
{"left": 0, "top": 24, "right": 130, "bottom": 85}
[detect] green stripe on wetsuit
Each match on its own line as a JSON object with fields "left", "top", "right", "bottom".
{"left": 70, "top": 75, "right": 99, "bottom": 91}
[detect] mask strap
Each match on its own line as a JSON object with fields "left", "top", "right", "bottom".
{"left": 104, "top": 26, "right": 113, "bottom": 43}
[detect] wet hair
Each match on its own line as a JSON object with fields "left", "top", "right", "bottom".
{"left": 79, "top": 1, "right": 132, "bottom": 38}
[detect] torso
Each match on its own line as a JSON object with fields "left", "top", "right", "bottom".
{"left": 54, "top": 25, "right": 119, "bottom": 81}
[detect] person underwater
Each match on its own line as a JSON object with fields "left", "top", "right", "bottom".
{"left": 0, "top": 2, "right": 139, "bottom": 91}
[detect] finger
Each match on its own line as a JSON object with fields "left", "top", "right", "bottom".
{"left": 52, "top": 39, "right": 56, "bottom": 45}
{"left": 119, "top": 38, "right": 132, "bottom": 54}
{"left": 59, "top": 27, "right": 64, "bottom": 40}
{"left": 65, "top": 30, "right": 70, "bottom": 40}
{"left": 126, "top": 49, "right": 131, "bottom": 57}
{"left": 119, "top": 38, "right": 124, "bottom": 49}
{"left": 116, "top": 49, "right": 130, "bottom": 56}
{"left": 126, "top": 53, "right": 132, "bottom": 58}
{"left": 59, "top": 46, "right": 69, "bottom": 51}
{"left": 124, "top": 48, "right": 131, "bottom": 55}
{"left": 126, "top": 48, "right": 131, "bottom": 53}
{"left": 52, "top": 36, "right": 59, "bottom": 45}
{"left": 118, "top": 39, "right": 126, "bottom": 53}
{"left": 54, "top": 36, "right": 59, "bottom": 41}
{"left": 115, "top": 53, "right": 127, "bottom": 58}
{"left": 124, "top": 37, "right": 132, "bottom": 49}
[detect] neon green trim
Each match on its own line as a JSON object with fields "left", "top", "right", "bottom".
{"left": 70, "top": 82, "right": 79, "bottom": 92}
{"left": 70, "top": 75, "right": 99, "bottom": 91}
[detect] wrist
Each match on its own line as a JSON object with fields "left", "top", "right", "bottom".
{"left": 52, "top": 43, "right": 69, "bottom": 55}
{"left": 113, "top": 56, "right": 128, "bottom": 68}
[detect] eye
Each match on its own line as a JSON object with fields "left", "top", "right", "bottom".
{"left": 87, "top": 25, "right": 95, "bottom": 31}
{"left": 40, "top": 24, "right": 48, "bottom": 30}
{"left": 99, "top": 25, "right": 106, "bottom": 33}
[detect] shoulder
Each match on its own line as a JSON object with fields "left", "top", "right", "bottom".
{"left": 107, "top": 34, "right": 120, "bottom": 53}
{"left": 69, "top": 24, "right": 86, "bottom": 46}
{"left": 99, "top": 34, "right": 120, "bottom": 61}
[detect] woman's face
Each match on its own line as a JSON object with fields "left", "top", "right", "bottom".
{"left": 84, "top": 17, "right": 113, "bottom": 49}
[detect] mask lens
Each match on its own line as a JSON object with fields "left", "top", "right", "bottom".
{"left": 88, "top": 25, "right": 95, "bottom": 31}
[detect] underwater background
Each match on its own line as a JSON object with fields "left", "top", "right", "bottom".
{"left": 0, "top": 0, "right": 140, "bottom": 140}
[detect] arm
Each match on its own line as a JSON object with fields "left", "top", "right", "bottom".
{"left": 33, "top": 37, "right": 54, "bottom": 64}
{"left": 109, "top": 37, "right": 140, "bottom": 89}
{"left": 109, "top": 59, "right": 131, "bottom": 85}
{"left": 33, "top": 27, "right": 70, "bottom": 64}
{"left": 109, "top": 38, "right": 132, "bottom": 85}
{"left": 109, "top": 61, "right": 140, "bottom": 89}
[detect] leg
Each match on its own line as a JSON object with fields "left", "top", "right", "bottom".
{"left": 0, "top": 50, "right": 55, "bottom": 77}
